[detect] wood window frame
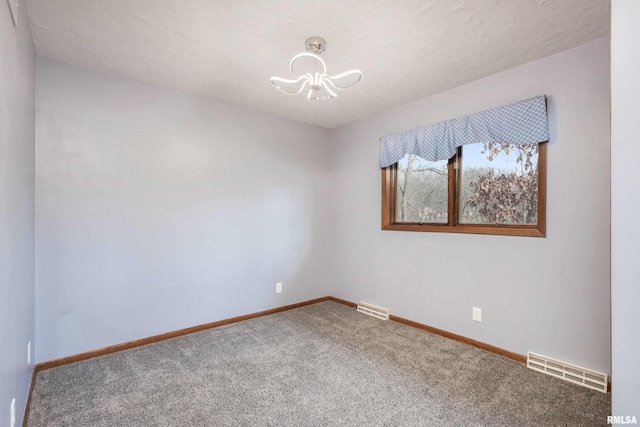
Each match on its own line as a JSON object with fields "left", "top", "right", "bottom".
{"left": 381, "top": 143, "right": 547, "bottom": 237}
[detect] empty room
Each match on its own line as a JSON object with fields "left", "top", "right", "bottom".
{"left": 2, "top": 0, "right": 638, "bottom": 425}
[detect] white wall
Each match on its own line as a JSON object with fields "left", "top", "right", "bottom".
{"left": 35, "top": 58, "right": 331, "bottom": 362}
{"left": 329, "top": 38, "right": 611, "bottom": 374}
{"left": 611, "top": 0, "right": 640, "bottom": 415}
{"left": 1, "top": 3, "right": 36, "bottom": 425}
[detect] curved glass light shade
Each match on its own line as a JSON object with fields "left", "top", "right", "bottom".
{"left": 270, "top": 53, "right": 362, "bottom": 101}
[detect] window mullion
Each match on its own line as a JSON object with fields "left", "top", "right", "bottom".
{"left": 447, "top": 148, "right": 460, "bottom": 226}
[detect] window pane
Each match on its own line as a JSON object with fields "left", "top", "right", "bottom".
{"left": 395, "top": 154, "right": 448, "bottom": 223}
{"left": 460, "top": 142, "right": 538, "bottom": 225}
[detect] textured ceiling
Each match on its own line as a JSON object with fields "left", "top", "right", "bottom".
{"left": 26, "top": 0, "right": 610, "bottom": 128}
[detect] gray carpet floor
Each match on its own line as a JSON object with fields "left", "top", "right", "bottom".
{"left": 26, "top": 301, "right": 610, "bottom": 426}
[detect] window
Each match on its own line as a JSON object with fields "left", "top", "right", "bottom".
{"left": 380, "top": 95, "right": 549, "bottom": 236}
{"left": 382, "top": 142, "right": 546, "bottom": 237}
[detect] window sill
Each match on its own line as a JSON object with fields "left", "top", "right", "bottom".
{"left": 381, "top": 223, "right": 545, "bottom": 237}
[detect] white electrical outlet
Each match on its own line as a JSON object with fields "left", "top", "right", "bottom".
{"left": 472, "top": 307, "right": 482, "bottom": 322}
{"left": 10, "top": 398, "right": 15, "bottom": 427}
{"left": 27, "top": 341, "right": 31, "bottom": 364}
{"left": 276, "top": 282, "right": 282, "bottom": 293}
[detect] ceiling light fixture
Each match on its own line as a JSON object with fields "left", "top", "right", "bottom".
{"left": 270, "top": 37, "right": 363, "bottom": 101}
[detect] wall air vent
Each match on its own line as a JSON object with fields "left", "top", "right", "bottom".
{"left": 527, "top": 352, "right": 608, "bottom": 393}
{"left": 356, "top": 301, "right": 389, "bottom": 320}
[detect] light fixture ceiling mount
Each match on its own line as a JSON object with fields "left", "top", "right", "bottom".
{"left": 270, "top": 37, "right": 362, "bottom": 101}
{"left": 305, "top": 36, "right": 326, "bottom": 55}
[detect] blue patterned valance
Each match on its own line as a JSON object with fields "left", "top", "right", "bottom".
{"left": 379, "top": 95, "right": 549, "bottom": 168}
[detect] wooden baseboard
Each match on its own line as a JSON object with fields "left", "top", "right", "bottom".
{"left": 34, "top": 296, "right": 331, "bottom": 373}
{"left": 33, "top": 295, "right": 525, "bottom": 372}
{"left": 389, "top": 315, "right": 526, "bottom": 363}
{"left": 328, "top": 296, "right": 357, "bottom": 308}
{"left": 328, "top": 297, "right": 526, "bottom": 364}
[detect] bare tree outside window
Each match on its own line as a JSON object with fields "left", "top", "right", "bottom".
{"left": 461, "top": 142, "right": 539, "bottom": 225}
{"left": 395, "top": 154, "right": 448, "bottom": 223}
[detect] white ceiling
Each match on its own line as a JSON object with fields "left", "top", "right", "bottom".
{"left": 26, "top": 0, "right": 610, "bottom": 129}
